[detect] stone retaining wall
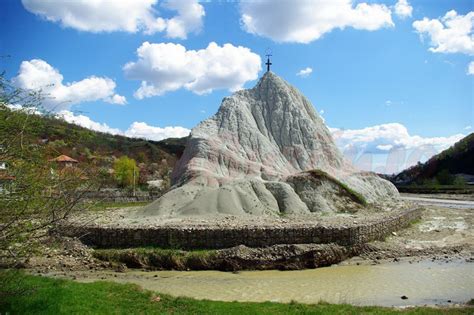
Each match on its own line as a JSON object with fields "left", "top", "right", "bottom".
{"left": 63, "top": 208, "right": 422, "bottom": 249}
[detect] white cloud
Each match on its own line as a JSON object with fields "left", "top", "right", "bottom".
{"left": 376, "top": 144, "right": 394, "bottom": 151}
{"left": 394, "top": 0, "right": 412, "bottom": 19}
{"left": 57, "top": 110, "right": 122, "bottom": 135}
{"left": 21, "top": 0, "right": 204, "bottom": 39}
{"left": 107, "top": 94, "right": 127, "bottom": 105}
{"left": 240, "top": 0, "right": 393, "bottom": 44}
{"left": 161, "top": 0, "right": 205, "bottom": 39}
{"left": 125, "top": 122, "right": 190, "bottom": 140}
{"left": 413, "top": 10, "right": 474, "bottom": 55}
{"left": 385, "top": 100, "right": 404, "bottom": 106}
{"left": 12, "top": 59, "right": 126, "bottom": 111}
{"left": 330, "top": 123, "right": 465, "bottom": 173}
{"left": 7, "top": 104, "right": 42, "bottom": 115}
{"left": 331, "top": 123, "right": 464, "bottom": 153}
{"left": 124, "top": 42, "right": 261, "bottom": 98}
{"left": 465, "top": 125, "right": 472, "bottom": 130}
{"left": 57, "top": 110, "right": 190, "bottom": 141}
{"left": 468, "top": 61, "right": 474, "bottom": 75}
{"left": 296, "top": 67, "right": 313, "bottom": 77}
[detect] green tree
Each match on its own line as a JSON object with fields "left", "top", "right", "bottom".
{"left": 453, "top": 175, "right": 467, "bottom": 187}
{"left": 436, "top": 169, "right": 454, "bottom": 185}
{"left": 113, "top": 156, "right": 139, "bottom": 188}
{"left": 0, "top": 73, "right": 94, "bottom": 265}
{"left": 136, "top": 151, "right": 147, "bottom": 163}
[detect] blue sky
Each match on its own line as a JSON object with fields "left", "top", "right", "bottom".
{"left": 1, "top": 0, "right": 473, "bottom": 173}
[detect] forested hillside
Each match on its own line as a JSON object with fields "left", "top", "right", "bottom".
{"left": 0, "top": 106, "right": 187, "bottom": 188}
{"left": 392, "top": 133, "right": 474, "bottom": 185}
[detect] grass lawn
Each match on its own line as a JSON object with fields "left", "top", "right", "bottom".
{"left": 1, "top": 270, "right": 472, "bottom": 314}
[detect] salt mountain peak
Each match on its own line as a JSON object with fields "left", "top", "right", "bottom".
{"left": 142, "top": 72, "right": 398, "bottom": 217}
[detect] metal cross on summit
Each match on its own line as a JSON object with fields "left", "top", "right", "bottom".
{"left": 265, "top": 53, "right": 272, "bottom": 72}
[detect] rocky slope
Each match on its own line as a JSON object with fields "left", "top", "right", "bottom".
{"left": 142, "top": 72, "right": 398, "bottom": 217}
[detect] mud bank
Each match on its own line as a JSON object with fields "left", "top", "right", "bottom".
{"left": 93, "top": 243, "right": 358, "bottom": 271}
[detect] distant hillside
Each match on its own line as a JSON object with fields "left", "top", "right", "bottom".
{"left": 392, "top": 133, "right": 474, "bottom": 185}
{"left": 0, "top": 106, "right": 187, "bottom": 187}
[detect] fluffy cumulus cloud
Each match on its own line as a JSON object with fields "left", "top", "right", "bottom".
{"left": 57, "top": 111, "right": 190, "bottom": 141}
{"left": 468, "top": 61, "right": 474, "bottom": 75}
{"left": 21, "top": 0, "right": 204, "bottom": 39}
{"left": 413, "top": 10, "right": 474, "bottom": 55}
{"left": 161, "top": 0, "right": 205, "bottom": 39}
{"left": 394, "top": 0, "right": 413, "bottom": 19}
{"left": 125, "top": 122, "right": 190, "bottom": 141}
{"left": 296, "top": 67, "right": 313, "bottom": 77}
{"left": 330, "top": 123, "right": 465, "bottom": 173}
{"left": 57, "top": 110, "right": 122, "bottom": 135}
{"left": 12, "top": 59, "right": 126, "bottom": 111}
{"left": 240, "top": 0, "right": 393, "bottom": 43}
{"left": 331, "top": 123, "right": 464, "bottom": 153}
{"left": 124, "top": 42, "right": 261, "bottom": 98}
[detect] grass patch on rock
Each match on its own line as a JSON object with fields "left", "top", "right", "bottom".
{"left": 1, "top": 270, "right": 471, "bottom": 315}
{"left": 307, "top": 169, "right": 368, "bottom": 206}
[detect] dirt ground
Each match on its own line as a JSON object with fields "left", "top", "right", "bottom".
{"left": 345, "top": 194, "right": 473, "bottom": 265}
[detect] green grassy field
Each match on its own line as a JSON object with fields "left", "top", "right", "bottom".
{"left": 1, "top": 271, "right": 471, "bottom": 314}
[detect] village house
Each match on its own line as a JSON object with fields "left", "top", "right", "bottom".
{"left": 49, "top": 154, "right": 79, "bottom": 168}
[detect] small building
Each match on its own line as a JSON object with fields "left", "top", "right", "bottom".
{"left": 49, "top": 155, "right": 88, "bottom": 181}
{"left": 49, "top": 154, "right": 79, "bottom": 168}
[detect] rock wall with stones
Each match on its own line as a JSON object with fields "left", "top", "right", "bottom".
{"left": 63, "top": 208, "right": 422, "bottom": 249}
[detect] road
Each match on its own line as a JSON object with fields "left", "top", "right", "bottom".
{"left": 401, "top": 196, "right": 474, "bottom": 209}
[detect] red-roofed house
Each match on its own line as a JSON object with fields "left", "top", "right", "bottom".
{"left": 49, "top": 155, "right": 79, "bottom": 168}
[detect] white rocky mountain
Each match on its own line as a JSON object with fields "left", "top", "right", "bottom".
{"left": 142, "top": 72, "right": 398, "bottom": 217}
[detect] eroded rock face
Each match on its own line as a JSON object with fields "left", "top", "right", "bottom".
{"left": 172, "top": 72, "right": 347, "bottom": 186}
{"left": 142, "top": 72, "right": 398, "bottom": 217}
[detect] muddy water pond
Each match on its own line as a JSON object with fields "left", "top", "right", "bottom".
{"left": 68, "top": 260, "right": 473, "bottom": 307}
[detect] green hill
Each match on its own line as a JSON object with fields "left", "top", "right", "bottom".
{"left": 392, "top": 133, "right": 474, "bottom": 186}
{"left": 0, "top": 105, "right": 187, "bottom": 188}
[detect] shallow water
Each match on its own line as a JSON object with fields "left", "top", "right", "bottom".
{"left": 72, "top": 260, "right": 474, "bottom": 307}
